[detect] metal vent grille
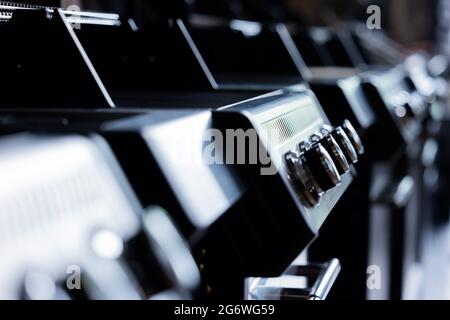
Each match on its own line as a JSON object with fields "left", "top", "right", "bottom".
{"left": 0, "top": 11, "right": 11, "bottom": 19}
{"left": 261, "top": 107, "right": 323, "bottom": 147}
{"left": 0, "top": 167, "right": 114, "bottom": 247}
{"left": 0, "top": 1, "right": 55, "bottom": 10}
{"left": 0, "top": 135, "right": 139, "bottom": 269}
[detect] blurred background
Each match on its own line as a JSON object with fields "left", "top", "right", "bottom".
{"left": 65, "top": 0, "right": 439, "bottom": 51}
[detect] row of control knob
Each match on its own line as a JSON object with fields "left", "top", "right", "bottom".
{"left": 285, "top": 120, "right": 364, "bottom": 207}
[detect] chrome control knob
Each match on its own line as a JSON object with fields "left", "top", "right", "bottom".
{"left": 394, "top": 100, "right": 416, "bottom": 120}
{"left": 409, "top": 91, "right": 428, "bottom": 114}
{"left": 311, "top": 133, "right": 350, "bottom": 175}
{"left": 392, "top": 91, "right": 423, "bottom": 120}
{"left": 303, "top": 144, "right": 341, "bottom": 192}
{"left": 342, "top": 120, "right": 364, "bottom": 156}
{"left": 285, "top": 151, "right": 321, "bottom": 207}
{"left": 331, "top": 127, "right": 358, "bottom": 164}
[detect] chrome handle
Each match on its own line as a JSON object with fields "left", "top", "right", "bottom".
{"left": 285, "top": 259, "right": 341, "bottom": 300}
{"left": 247, "top": 259, "right": 341, "bottom": 301}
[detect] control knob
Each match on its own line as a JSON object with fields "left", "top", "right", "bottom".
{"left": 312, "top": 131, "right": 350, "bottom": 175}
{"left": 285, "top": 151, "right": 321, "bottom": 207}
{"left": 342, "top": 120, "right": 364, "bottom": 156}
{"left": 302, "top": 143, "right": 341, "bottom": 192}
{"left": 330, "top": 127, "right": 358, "bottom": 164}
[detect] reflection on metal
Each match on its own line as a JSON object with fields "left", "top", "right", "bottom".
{"left": 246, "top": 259, "right": 341, "bottom": 300}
